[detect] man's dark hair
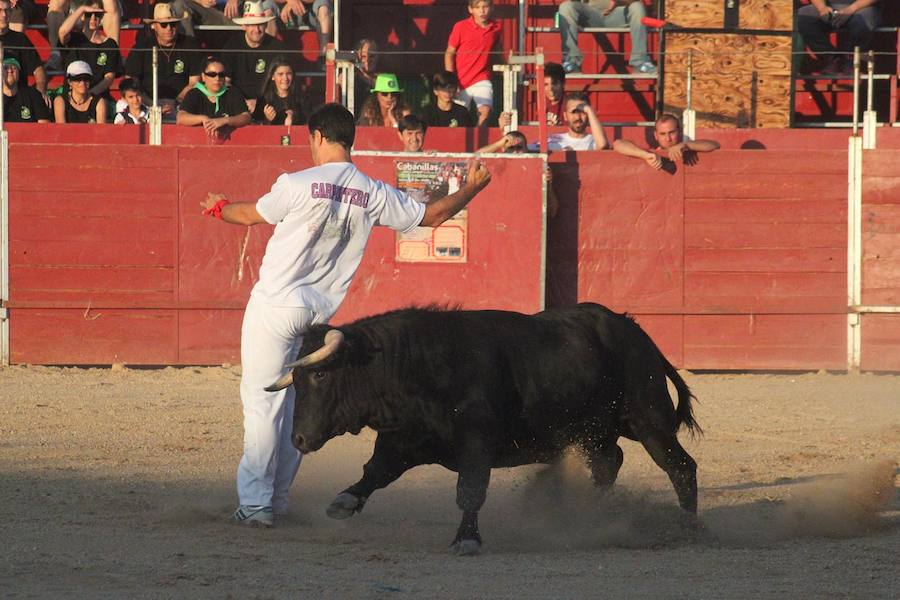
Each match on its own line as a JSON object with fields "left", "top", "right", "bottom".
{"left": 398, "top": 114, "right": 426, "bottom": 134}
{"left": 432, "top": 70, "right": 460, "bottom": 90}
{"left": 563, "top": 91, "right": 589, "bottom": 106}
{"left": 544, "top": 62, "right": 566, "bottom": 86}
{"left": 308, "top": 103, "right": 356, "bottom": 149}
{"left": 119, "top": 77, "right": 143, "bottom": 96}
{"left": 656, "top": 112, "right": 680, "bottom": 129}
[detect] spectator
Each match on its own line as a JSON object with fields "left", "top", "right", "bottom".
{"left": 613, "top": 113, "right": 719, "bottom": 169}
{"left": 252, "top": 57, "right": 305, "bottom": 125}
{"left": 2, "top": 57, "right": 51, "bottom": 122}
{"left": 543, "top": 62, "right": 566, "bottom": 125}
{"left": 420, "top": 70, "right": 473, "bottom": 128}
{"left": 58, "top": 1, "right": 121, "bottom": 103}
{"left": 476, "top": 130, "right": 528, "bottom": 153}
{"left": 558, "top": 0, "right": 656, "bottom": 75}
{"left": 537, "top": 92, "right": 608, "bottom": 151}
{"left": 177, "top": 55, "right": 252, "bottom": 138}
{"left": 224, "top": 0, "right": 286, "bottom": 112}
{"left": 114, "top": 77, "right": 150, "bottom": 124}
{"left": 352, "top": 38, "right": 377, "bottom": 112}
{"left": 445, "top": 0, "right": 502, "bottom": 127}
{"left": 276, "top": 0, "right": 333, "bottom": 55}
{"left": 169, "top": 0, "right": 232, "bottom": 37}
{"left": 398, "top": 114, "right": 426, "bottom": 152}
{"left": 357, "top": 73, "right": 411, "bottom": 127}
{"left": 797, "top": 0, "right": 881, "bottom": 76}
{"left": 53, "top": 60, "right": 107, "bottom": 123}
{"left": 124, "top": 2, "right": 202, "bottom": 119}
{"left": 8, "top": 0, "right": 37, "bottom": 33}
{"left": 46, "top": 0, "right": 120, "bottom": 71}
{"left": 0, "top": 0, "right": 47, "bottom": 95}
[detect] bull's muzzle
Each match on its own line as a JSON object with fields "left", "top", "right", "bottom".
{"left": 263, "top": 329, "right": 345, "bottom": 392}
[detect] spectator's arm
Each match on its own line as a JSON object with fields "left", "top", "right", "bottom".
{"left": 89, "top": 72, "right": 115, "bottom": 97}
{"left": 176, "top": 76, "right": 200, "bottom": 104}
{"left": 445, "top": 45, "right": 457, "bottom": 73}
{"left": 807, "top": 0, "right": 832, "bottom": 16}
{"left": 177, "top": 110, "right": 209, "bottom": 126}
{"left": 53, "top": 96, "right": 67, "bottom": 123}
{"left": 33, "top": 66, "right": 47, "bottom": 94}
{"left": 613, "top": 139, "right": 662, "bottom": 170}
{"left": 59, "top": 5, "right": 89, "bottom": 46}
{"left": 685, "top": 139, "right": 720, "bottom": 153}
{"left": 101, "top": 0, "right": 121, "bottom": 43}
{"left": 476, "top": 132, "right": 516, "bottom": 154}
{"left": 95, "top": 97, "right": 108, "bottom": 123}
{"left": 843, "top": 0, "right": 879, "bottom": 14}
{"left": 582, "top": 103, "right": 608, "bottom": 149}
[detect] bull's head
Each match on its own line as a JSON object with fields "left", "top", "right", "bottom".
{"left": 265, "top": 329, "right": 353, "bottom": 453}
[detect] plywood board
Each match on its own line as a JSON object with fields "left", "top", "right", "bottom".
{"left": 663, "top": 33, "right": 792, "bottom": 128}
{"left": 666, "top": 0, "right": 793, "bottom": 31}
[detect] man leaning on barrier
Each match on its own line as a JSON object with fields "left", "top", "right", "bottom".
{"left": 124, "top": 2, "right": 202, "bottom": 120}
{"left": 613, "top": 113, "right": 719, "bottom": 170}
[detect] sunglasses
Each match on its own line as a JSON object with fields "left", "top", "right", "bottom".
{"left": 204, "top": 71, "right": 227, "bottom": 78}
{"left": 377, "top": 91, "right": 397, "bottom": 97}
{"left": 157, "top": 21, "right": 177, "bottom": 29}
{"left": 87, "top": 11, "right": 105, "bottom": 17}
{"left": 68, "top": 74, "right": 92, "bottom": 82}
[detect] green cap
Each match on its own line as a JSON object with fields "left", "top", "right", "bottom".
{"left": 2, "top": 57, "right": 21, "bottom": 70}
{"left": 371, "top": 73, "right": 403, "bottom": 94}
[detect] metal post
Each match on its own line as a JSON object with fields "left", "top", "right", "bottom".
{"left": 334, "top": 0, "right": 339, "bottom": 50}
{"left": 535, "top": 49, "right": 547, "bottom": 154}
{"left": 846, "top": 134, "right": 863, "bottom": 371}
{"left": 683, "top": 49, "right": 696, "bottom": 140}
{"left": 852, "top": 46, "right": 860, "bottom": 137}
{"left": 325, "top": 43, "right": 336, "bottom": 103}
{"left": 518, "top": 0, "right": 526, "bottom": 55}
{"left": 149, "top": 47, "right": 162, "bottom": 145}
{"left": 493, "top": 63, "right": 521, "bottom": 132}
{"left": 862, "top": 49, "right": 877, "bottom": 149}
{"left": 0, "top": 44, "right": 4, "bottom": 129}
{"left": 1, "top": 128, "right": 8, "bottom": 365}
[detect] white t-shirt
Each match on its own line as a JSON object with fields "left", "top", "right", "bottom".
{"left": 251, "top": 161, "right": 426, "bottom": 319}
{"left": 545, "top": 132, "right": 597, "bottom": 151}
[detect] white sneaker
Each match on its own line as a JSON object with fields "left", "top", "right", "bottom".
{"left": 634, "top": 62, "right": 658, "bottom": 75}
{"left": 233, "top": 505, "right": 274, "bottom": 527}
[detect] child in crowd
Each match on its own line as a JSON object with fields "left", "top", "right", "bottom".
{"left": 114, "top": 77, "right": 149, "bottom": 124}
{"left": 397, "top": 114, "right": 427, "bottom": 152}
{"left": 421, "top": 70, "right": 473, "bottom": 128}
{"left": 444, "top": 0, "right": 501, "bottom": 127}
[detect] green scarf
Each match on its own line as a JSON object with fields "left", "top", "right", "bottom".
{"left": 194, "top": 82, "right": 228, "bottom": 114}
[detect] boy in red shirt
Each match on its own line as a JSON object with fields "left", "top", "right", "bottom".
{"left": 444, "top": 0, "right": 502, "bottom": 127}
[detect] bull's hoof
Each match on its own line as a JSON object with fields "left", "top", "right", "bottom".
{"left": 450, "top": 539, "right": 482, "bottom": 556}
{"left": 326, "top": 492, "right": 365, "bottom": 519}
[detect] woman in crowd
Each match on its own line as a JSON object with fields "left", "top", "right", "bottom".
{"left": 252, "top": 58, "right": 305, "bottom": 126}
{"left": 356, "top": 73, "right": 410, "bottom": 127}
{"left": 177, "top": 55, "right": 251, "bottom": 138}
{"left": 57, "top": 0, "right": 121, "bottom": 104}
{"left": 352, "top": 38, "right": 378, "bottom": 111}
{"left": 53, "top": 60, "right": 106, "bottom": 123}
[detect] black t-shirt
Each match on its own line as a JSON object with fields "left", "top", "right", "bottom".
{"left": 0, "top": 30, "right": 42, "bottom": 76}
{"left": 3, "top": 86, "right": 51, "bottom": 122}
{"left": 222, "top": 34, "right": 287, "bottom": 99}
{"left": 181, "top": 86, "right": 248, "bottom": 118}
{"left": 64, "top": 34, "right": 122, "bottom": 95}
{"left": 124, "top": 35, "right": 201, "bottom": 100}
{"left": 420, "top": 102, "right": 473, "bottom": 127}
{"left": 251, "top": 93, "right": 305, "bottom": 125}
{"left": 60, "top": 93, "right": 102, "bottom": 123}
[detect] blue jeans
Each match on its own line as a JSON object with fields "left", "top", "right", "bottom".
{"left": 558, "top": 0, "right": 650, "bottom": 67}
{"left": 797, "top": 2, "right": 881, "bottom": 57}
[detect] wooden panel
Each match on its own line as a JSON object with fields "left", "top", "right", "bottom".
{"left": 663, "top": 33, "right": 792, "bottom": 128}
{"left": 178, "top": 310, "right": 244, "bottom": 365}
{"left": 666, "top": 0, "right": 792, "bottom": 31}
{"left": 631, "top": 314, "right": 684, "bottom": 367}
{"left": 575, "top": 154, "right": 685, "bottom": 312}
{"left": 683, "top": 272, "right": 847, "bottom": 312}
{"left": 9, "top": 309, "right": 179, "bottom": 365}
{"left": 684, "top": 314, "right": 846, "bottom": 370}
{"left": 860, "top": 314, "right": 900, "bottom": 372}
{"left": 862, "top": 150, "right": 900, "bottom": 307}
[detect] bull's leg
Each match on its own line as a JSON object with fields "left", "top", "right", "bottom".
{"left": 451, "top": 435, "right": 492, "bottom": 556}
{"left": 635, "top": 428, "right": 697, "bottom": 514}
{"left": 583, "top": 441, "right": 624, "bottom": 488}
{"left": 327, "top": 433, "right": 425, "bottom": 519}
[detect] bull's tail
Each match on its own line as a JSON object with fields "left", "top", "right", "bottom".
{"left": 661, "top": 356, "right": 702, "bottom": 436}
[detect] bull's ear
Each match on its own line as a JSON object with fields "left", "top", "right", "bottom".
{"left": 264, "top": 372, "right": 294, "bottom": 392}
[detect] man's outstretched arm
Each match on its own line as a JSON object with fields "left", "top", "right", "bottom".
{"left": 421, "top": 159, "right": 492, "bottom": 227}
{"left": 200, "top": 193, "right": 269, "bottom": 226}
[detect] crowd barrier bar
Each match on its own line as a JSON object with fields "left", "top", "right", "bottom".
{"left": 1, "top": 128, "right": 8, "bottom": 365}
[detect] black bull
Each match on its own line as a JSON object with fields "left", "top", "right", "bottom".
{"left": 266, "top": 303, "right": 701, "bottom": 555}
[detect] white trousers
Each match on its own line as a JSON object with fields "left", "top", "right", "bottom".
{"left": 237, "top": 296, "right": 317, "bottom": 509}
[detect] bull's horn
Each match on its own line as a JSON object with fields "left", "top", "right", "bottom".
{"left": 285, "top": 329, "right": 345, "bottom": 369}
{"left": 264, "top": 372, "right": 294, "bottom": 392}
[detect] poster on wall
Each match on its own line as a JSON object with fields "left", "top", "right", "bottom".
{"left": 395, "top": 159, "right": 468, "bottom": 263}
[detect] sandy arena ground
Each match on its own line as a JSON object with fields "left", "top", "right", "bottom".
{"left": 0, "top": 366, "right": 897, "bottom": 599}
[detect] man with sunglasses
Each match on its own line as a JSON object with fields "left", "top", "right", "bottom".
{"left": 223, "top": 0, "right": 287, "bottom": 112}
{"left": 57, "top": 2, "right": 122, "bottom": 103}
{"left": 0, "top": 0, "right": 47, "bottom": 98}
{"left": 124, "top": 2, "right": 201, "bottom": 118}
{"left": 2, "top": 57, "right": 50, "bottom": 123}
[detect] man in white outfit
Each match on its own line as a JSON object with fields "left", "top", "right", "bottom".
{"left": 200, "top": 103, "right": 492, "bottom": 527}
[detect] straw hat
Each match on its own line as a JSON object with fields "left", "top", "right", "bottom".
{"left": 371, "top": 73, "right": 403, "bottom": 93}
{"left": 233, "top": 0, "right": 275, "bottom": 25}
{"left": 143, "top": 2, "right": 187, "bottom": 24}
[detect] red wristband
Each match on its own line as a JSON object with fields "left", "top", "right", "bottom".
{"left": 203, "top": 198, "right": 230, "bottom": 219}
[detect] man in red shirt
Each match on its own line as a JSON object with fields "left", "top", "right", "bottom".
{"left": 444, "top": 0, "right": 502, "bottom": 127}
